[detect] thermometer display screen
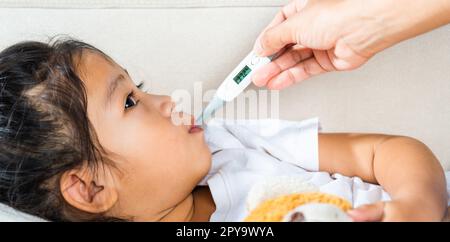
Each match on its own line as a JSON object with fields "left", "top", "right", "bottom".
{"left": 233, "top": 65, "right": 252, "bottom": 84}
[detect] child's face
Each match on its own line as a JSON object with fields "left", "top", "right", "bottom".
{"left": 65, "top": 51, "right": 211, "bottom": 221}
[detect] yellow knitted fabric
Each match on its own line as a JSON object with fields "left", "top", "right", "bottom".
{"left": 245, "top": 192, "right": 352, "bottom": 222}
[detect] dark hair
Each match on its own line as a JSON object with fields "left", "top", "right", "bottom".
{"left": 0, "top": 38, "right": 121, "bottom": 221}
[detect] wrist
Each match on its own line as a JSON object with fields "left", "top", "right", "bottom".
{"left": 382, "top": 0, "right": 449, "bottom": 42}
{"left": 346, "top": 0, "right": 450, "bottom": 57}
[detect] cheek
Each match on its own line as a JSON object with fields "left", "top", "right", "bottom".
{"left": 99, "top": 110, "right": 211, "bottom": 208}
{"left": 110, "top": 129, "right": 194, "bottom": 212}
{"left": 116, "top": 132, "right": 208, "bottom": 211}
{"left": 111, "top": 117, "right": 200, "bottom": 180}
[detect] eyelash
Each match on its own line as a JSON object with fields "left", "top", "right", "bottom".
{"left": 125, "top": 82, "right": 145, "bottom": 110}
{"left": 136, "top": 82, "right": 144, "bottom": 90}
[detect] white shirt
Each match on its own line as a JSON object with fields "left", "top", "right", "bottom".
{"left": 199, "top": 118, "right": 393, "bottom": 222}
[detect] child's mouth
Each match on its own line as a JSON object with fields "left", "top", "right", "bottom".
{"left": 189, "top": 116, "right": 203, "bottom": 133}
{"left": 189, "top": 125, "right": 203, "bottom": 134}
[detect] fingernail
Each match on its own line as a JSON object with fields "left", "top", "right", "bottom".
{"left": 347, "top": 210, "right": 357, "bottom": 216}
{"left": 252, "top": 72, "right": 265, "bottom": 87}
{"left": 268, "top": 78, "right": 289, "bottom": 90}
{"left": 347, "top": 209, "right": 363, "bottom": 218}
{"left": 346, "top": 210, "right": 361, "bottom": 222}
{"left": 254, "top": 39, "right": 264, "bottom": 56}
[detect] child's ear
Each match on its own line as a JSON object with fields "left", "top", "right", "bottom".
{"left": 60, "top": 163, "right": 118, "bottom": 214}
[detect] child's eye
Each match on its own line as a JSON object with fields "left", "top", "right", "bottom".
{"left": 125, "top": 93, "right": 138, "bottom": 109}
{"left": 124, "top": 82, "right": 145, "bottom": 110}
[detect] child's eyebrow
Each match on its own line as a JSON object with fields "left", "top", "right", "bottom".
{"left": 106, "top": 73, "right": 126, "bottom": 106}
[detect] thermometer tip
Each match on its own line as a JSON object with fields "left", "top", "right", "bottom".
{"left": 195, "top": 96, "right": 225, "bottom": 126}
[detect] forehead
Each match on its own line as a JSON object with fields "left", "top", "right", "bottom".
{"left": 77, "top": 50, "right": 120, "bottom": 94}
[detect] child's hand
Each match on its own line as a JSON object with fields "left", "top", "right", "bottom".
{"left": 347, "top": 200, "right": 445, "bottom": 222}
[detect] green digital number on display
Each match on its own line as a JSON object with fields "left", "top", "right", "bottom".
{"left": 233, "top": 65, "right": 252, "bottom": 84}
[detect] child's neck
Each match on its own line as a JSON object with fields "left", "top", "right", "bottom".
{"left": 190, "top": 186, "right": 216, "bottom": 222}
{"left": 157, "top": 186, "right": 215, "bottom": 222}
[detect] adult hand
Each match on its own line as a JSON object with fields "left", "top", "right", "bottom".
{"left": 252, "top": 0, "right": 450, "bottom": 90}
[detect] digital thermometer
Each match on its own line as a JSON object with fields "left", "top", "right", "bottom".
{"left": 195, "top": 51, "right": 274, "bottom": 125}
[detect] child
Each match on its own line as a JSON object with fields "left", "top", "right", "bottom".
{"left": 0, "top": 39, "right": 447, "bottom": 221}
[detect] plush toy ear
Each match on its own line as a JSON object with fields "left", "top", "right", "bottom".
{"left": 60, "top": 164, "right": 118, "bottom": 214}
{"left": 246, "top": 176, "right": 318, "bottom": 211}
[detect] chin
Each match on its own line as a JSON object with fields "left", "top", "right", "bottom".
{"left": 196, "top": 148, "right": 212, "bottom": 179}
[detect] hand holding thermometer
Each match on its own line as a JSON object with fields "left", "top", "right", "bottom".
{"left": 195, "top": 51, "right": 274, "bottom": 125}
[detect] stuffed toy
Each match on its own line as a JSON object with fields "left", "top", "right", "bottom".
{"left": 244, "top": 176, "right": 353, "bottom": 222}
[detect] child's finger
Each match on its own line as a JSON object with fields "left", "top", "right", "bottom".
{"left": 347, "top": 202, "right": 385, "bottom": 222}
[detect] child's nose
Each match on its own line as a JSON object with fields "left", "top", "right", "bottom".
{"left": 158, "top": 95, "right": 175, "bottom": 117}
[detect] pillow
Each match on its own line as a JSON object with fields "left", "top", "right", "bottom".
{"left": 0, "top": 203, "right": 45, "bottom": 222}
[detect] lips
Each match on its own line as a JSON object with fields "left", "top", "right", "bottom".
{"left": 189, "top": 125, "right": 203, "bottom": 134}
{"left": 189, "top": 116, "right": 203, "bottom": 134}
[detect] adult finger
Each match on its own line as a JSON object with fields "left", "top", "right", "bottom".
{"left": 254, "top": 0, "right": 308, "bottom": 56}
{"left": 266, "top": 55, "right": 329, "bottom": 90}
{"left": 252, "top": 46, "right": 313, "bottom": 87}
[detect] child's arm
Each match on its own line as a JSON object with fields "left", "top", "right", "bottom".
{"left": 318, "top": 133, "right": 447, "bottom": 221}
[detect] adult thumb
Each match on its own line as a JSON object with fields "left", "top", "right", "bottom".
{"left": 254, "top": 17, "right": 300, "bottom": 57}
